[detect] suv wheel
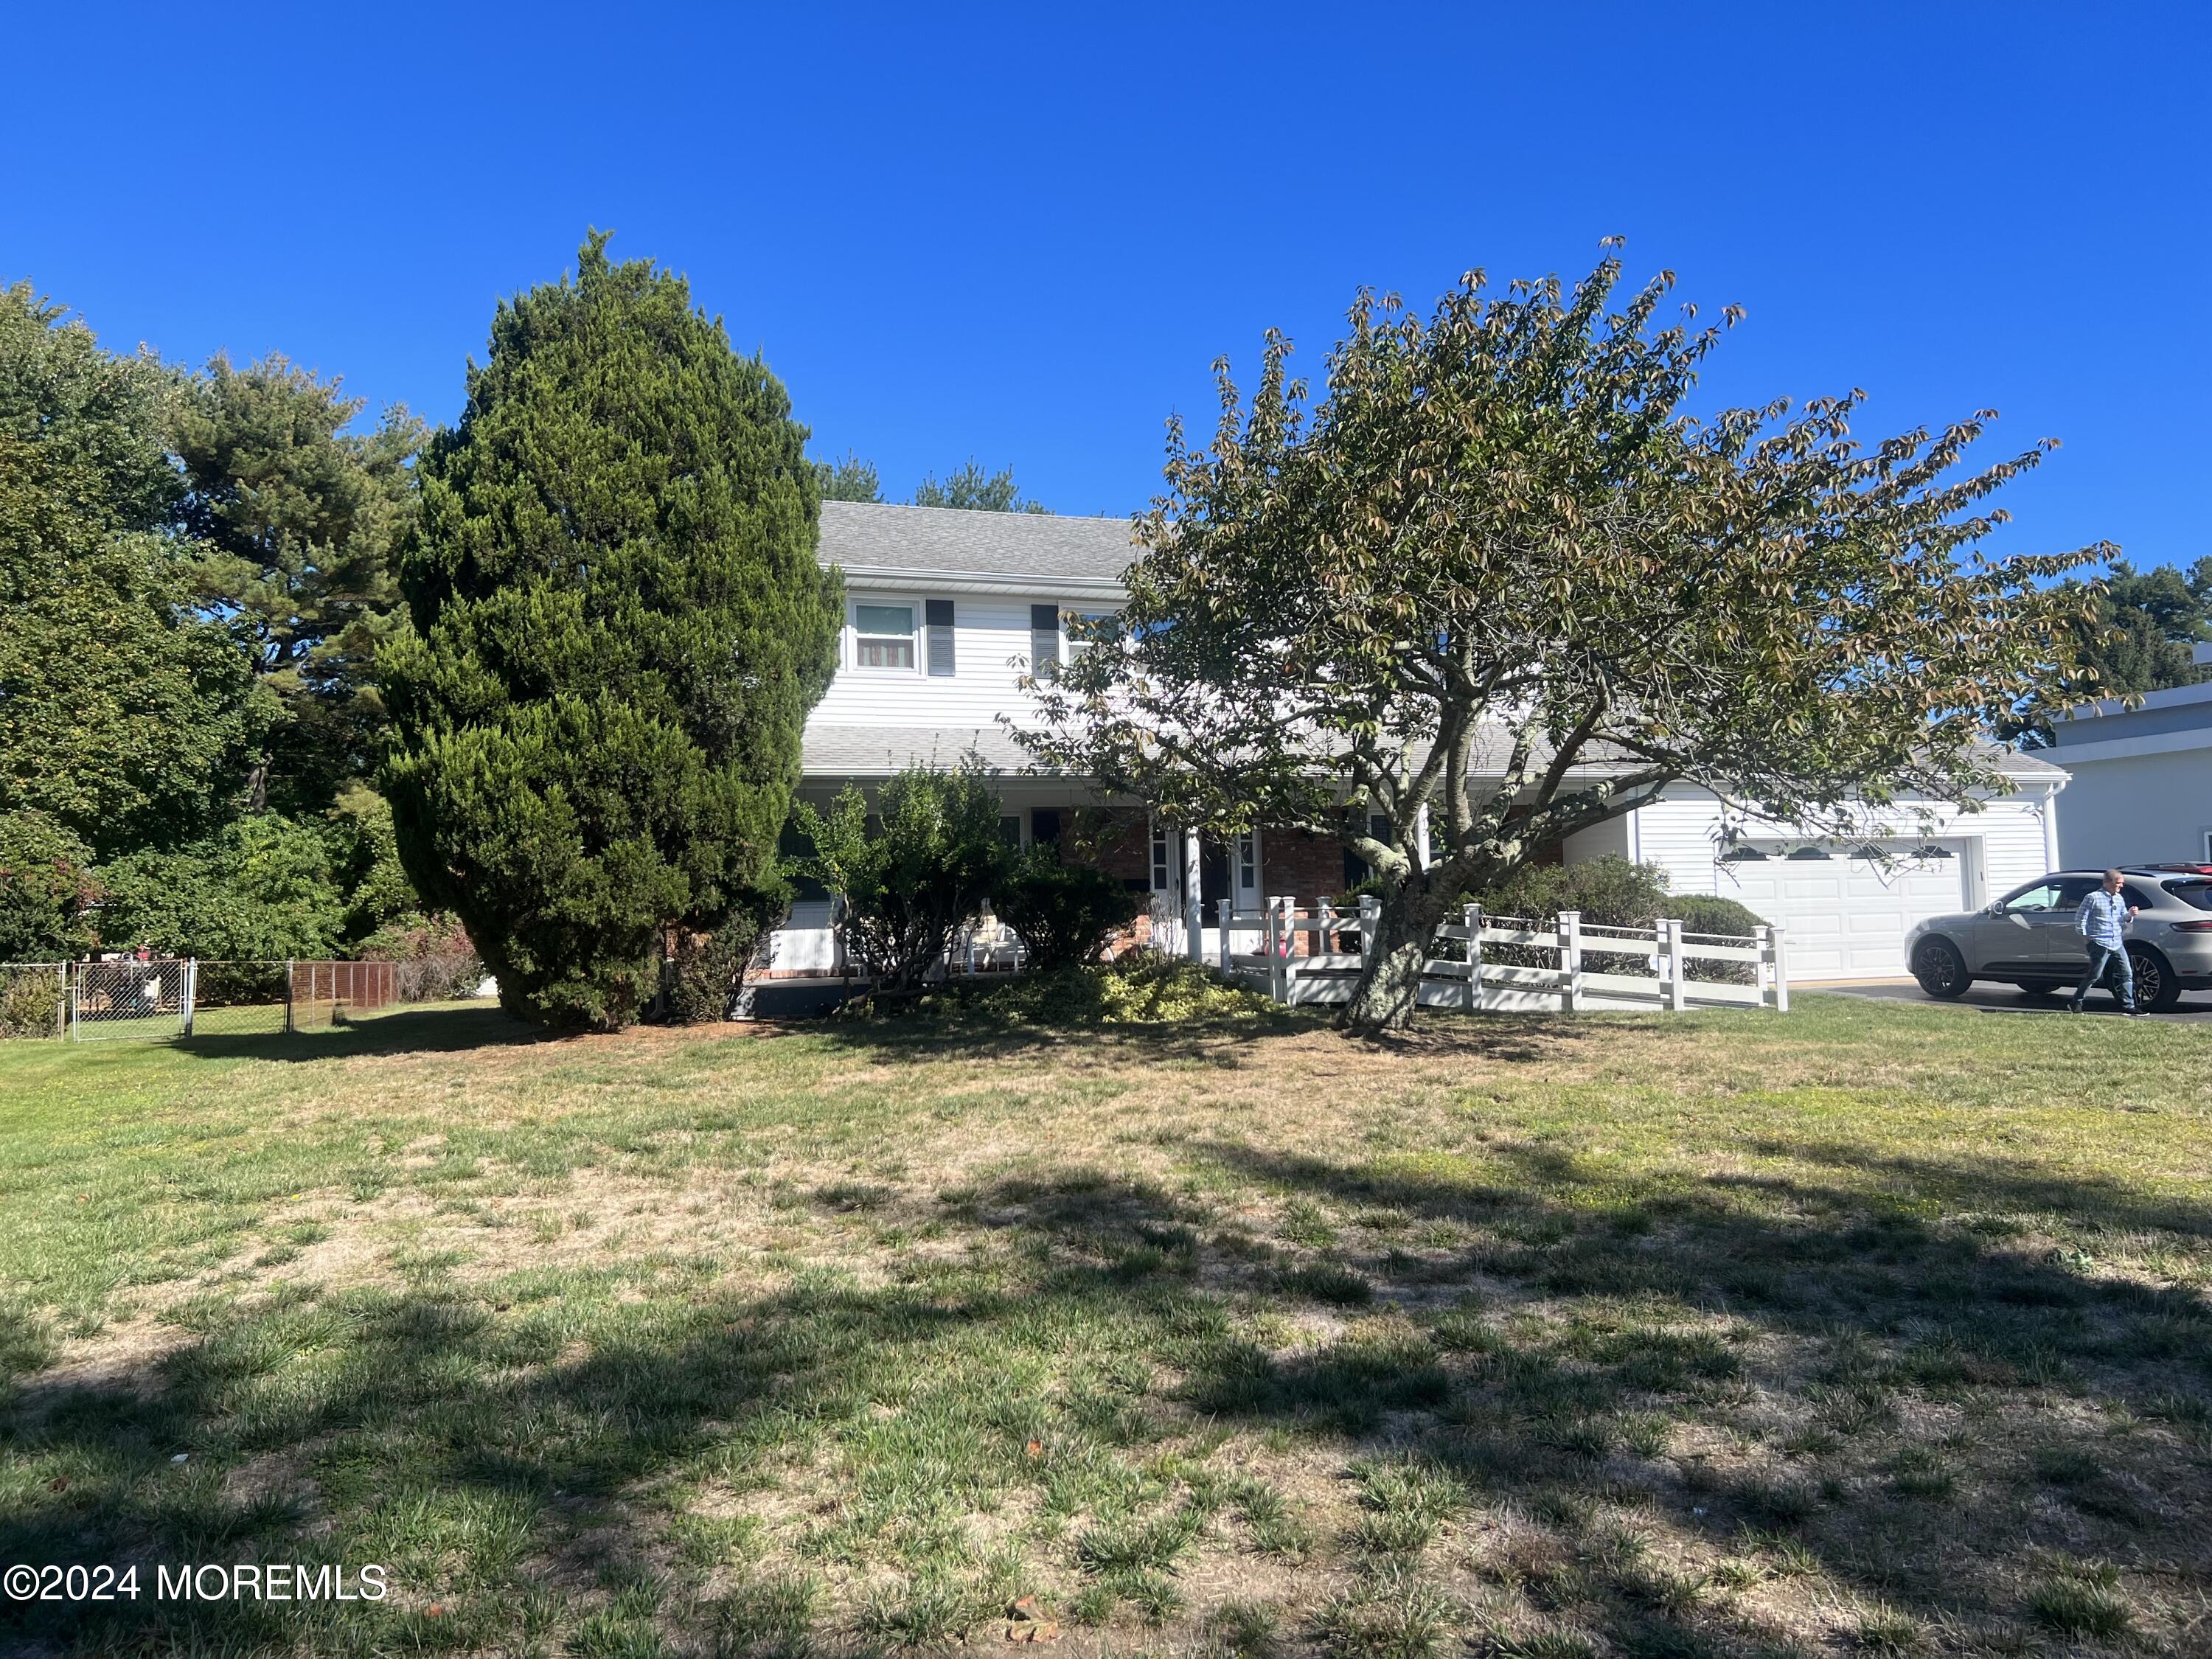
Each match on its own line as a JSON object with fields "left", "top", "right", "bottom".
{"left": 2126, "top": 944, "right": 2182, "bottom": 1012}
{"left": 1913, "top": 939, "right": 1971, "bottom": 1000}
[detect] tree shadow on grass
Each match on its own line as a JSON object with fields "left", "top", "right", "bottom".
{"left": 172, "top": 1004, "right": 557, "bottom": 1063}
{"left": 797, "top": 1003, "right": 1613, "bottom": 1071}
{"left": 8, "top": 1067, "right": 2208, "bottom": 1654}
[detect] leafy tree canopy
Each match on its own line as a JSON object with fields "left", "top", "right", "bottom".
{"left": 171, "top": 355, "right": 425, "bottom": 813}
{"left": 913, "top": 458, "right": 1050, "bottom": 514}
{"left": 97, "top": 813, "right": 347, "bottom": 959}
{"left": 0, "top": 282, "right": 268, "bottom": 857}
{"left": 383, "top": 232, "right": 841, "bottom": 1029}
{"left": 1026, "top": 248, "right": 2104, "bottom": 1029}
{"left": 0, "top": 810, "right": 100, "bottom": 960}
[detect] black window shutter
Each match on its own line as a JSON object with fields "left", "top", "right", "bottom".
{"left": 925, "top": 598, "right": 956, "bottom": 675}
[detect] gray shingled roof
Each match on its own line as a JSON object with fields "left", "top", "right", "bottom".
{"left": 802, "top": 724, "right": 1054, "bottom": 776}
{"left": 818, "top": 501, "right": 1136, "bottom": 582}
{"left": 802, "top": 723, "right": 2066, "bottom": 785}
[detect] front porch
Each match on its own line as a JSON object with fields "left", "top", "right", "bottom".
{"left": 757, "top": 785, "right": 1352, "bottom": 982}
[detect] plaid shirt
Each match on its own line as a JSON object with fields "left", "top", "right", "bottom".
{"left": 2077, "top": 888, "right": 2132, "bottom": 949}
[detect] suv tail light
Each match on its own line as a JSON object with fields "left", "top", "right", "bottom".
{"left": 2171, "top": 921, "right": 2212, "bottom": 933}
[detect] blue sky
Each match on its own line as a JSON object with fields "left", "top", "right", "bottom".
{"left": 9, "top": 2, "right": 2205, "bottom": 569}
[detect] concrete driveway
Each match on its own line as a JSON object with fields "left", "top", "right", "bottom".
{"left": 1815, "top": 978, "right": 2212, "bottom": 1023}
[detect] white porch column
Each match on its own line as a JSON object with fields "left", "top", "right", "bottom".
{"left": 1414, "top": 802, "right": 1432, "bottom": 870}
{"left": 2040, "top": 783, "right": 2063, "bottom": 872}
{"left": 1181, "top": 827, "right": 1204, "bottom": 962}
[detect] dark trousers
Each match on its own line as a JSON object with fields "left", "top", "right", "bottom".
{"left": 2071, "top": 945, "right": 2134, "bottom": 1012}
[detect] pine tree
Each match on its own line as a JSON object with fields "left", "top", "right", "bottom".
{"left": 381, "top": 234, "right": 841, "bottom": 1029}
{"left": 170, "top": 355, "right": 425, "bottom": 815}
{"left": 811, "top": 450, "right": 883, "bottom": 502}
{"left": 912, "top": 459, "right": 1050, "bottom": 513}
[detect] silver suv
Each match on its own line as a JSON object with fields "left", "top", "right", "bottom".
{"left": 1905, "top": 866, "right": 2212, "bottom": 1011}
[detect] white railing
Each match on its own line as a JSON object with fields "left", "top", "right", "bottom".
{"left": 1214, "top": 897, "right": 1790, "bottom": 1015}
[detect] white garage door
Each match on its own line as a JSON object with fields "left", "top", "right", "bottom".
{"left": 1719, "top": 841, "right": 1969, "bottom": 979}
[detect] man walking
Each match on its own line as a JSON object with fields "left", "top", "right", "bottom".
{"left": 2069, "top": 869, "right": 2140, "bottom": 1015}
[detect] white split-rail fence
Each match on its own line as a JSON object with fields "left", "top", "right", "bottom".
{"left": 1209, "top": 897, "right": 1790, "bottom": 1014}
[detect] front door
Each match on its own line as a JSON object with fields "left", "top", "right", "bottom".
{"left": 1199, "top": 838, "right": 1231, "bottom": 911}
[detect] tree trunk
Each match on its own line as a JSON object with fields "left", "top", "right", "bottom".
{"left": 1340, "top": 883, "right": 1445, "bottom": 1032}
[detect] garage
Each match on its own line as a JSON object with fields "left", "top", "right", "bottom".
{"left": 1718, "top": 841, "right": 1970, "bottom": 979}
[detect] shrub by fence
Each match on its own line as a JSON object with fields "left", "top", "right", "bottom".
{"left": 1, "top": 964, "right": 67, "bottom": 1038}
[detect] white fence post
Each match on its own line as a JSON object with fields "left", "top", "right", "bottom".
{"left": 1666, "top": 918, "right": 1688, "bottom": 1012}
{"left": 67, "top": 961, "right": 79, "bottom": 1043}
{"left": 1265, "top": 899, "right": 1285, "bottom": 1002}
{"left": 1770, "top": 923, "right": 1790, "bottom": 1012}
{"left": 1559, "top": 910, "right": 1584, "bottom": 1013}
{"left": 181, "top": 959, "right": 197, "bottom": 1037}
{"left": 1358, "top": 894, "right": 1378, "bottom": 972}
{"left": 1217, "top": 898, "right": 1231, "bottom": 974}
{"left": 1181, "top": 830, "right": 1204, "bottom": 963}
{"left": 1463, "top": 902, "right": 1482, "bottom": 1013}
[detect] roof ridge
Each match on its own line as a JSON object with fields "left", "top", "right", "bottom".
{"left": 821, "top": 499, "right": 1133, "bottom": 528}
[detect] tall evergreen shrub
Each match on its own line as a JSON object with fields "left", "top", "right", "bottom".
{"left": 382, "top": 235, "right": 841, "bottom": 1029}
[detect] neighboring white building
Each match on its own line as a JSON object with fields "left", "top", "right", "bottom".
{"left": 768, "top": 501, "right": 2070, "bottom": 984}
{"left": 2048, "top": 641, "right": 2212, "bottom": 871}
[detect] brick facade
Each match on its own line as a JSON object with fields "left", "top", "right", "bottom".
{"left": 1262, "top": 829, "right": 1353, "bottom": 905}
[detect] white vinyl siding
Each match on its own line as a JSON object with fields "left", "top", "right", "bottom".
{"left": 811, "top": 590, "right": 1115, "bottom": 730}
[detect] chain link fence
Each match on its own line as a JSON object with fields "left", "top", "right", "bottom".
{"left": 0, "top": 956, "right": 484, "bottom": 1042}
{"left": 69, "top": 959, "right": 189, "bottom": 1040}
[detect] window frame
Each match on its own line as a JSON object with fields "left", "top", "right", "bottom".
{"left": 2167, "top": 879, "right": 2212, "bottom": 912}
{"left": 849, "top": 596, "right": 923, "bottom": 675}
{"left": 1997, "top": 880, "right": 2064, "bottom": 914}
{"left": 1066, "top": 608, "right": 1117, "bottom": 658}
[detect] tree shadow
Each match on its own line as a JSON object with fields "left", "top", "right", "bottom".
{"left": 172, "top": 1004, "right": 557, "bottom": 1062}
{"left": 796, "top": 1002, "right": 1613, "bottom": 1070}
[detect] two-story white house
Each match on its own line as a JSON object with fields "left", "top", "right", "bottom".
{"left": 765, "top": 500, "right": 2071, "bottom": 983}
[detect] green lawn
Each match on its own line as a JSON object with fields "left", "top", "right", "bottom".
{"left": 1, "top": 990, "right": 2207, "bottom": 1657}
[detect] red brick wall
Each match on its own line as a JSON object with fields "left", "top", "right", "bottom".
{"left": 1262, "top": 829, "right": 1349, "bottom": 905}
{"left": 1074, "top": 807, "right": 1152, "bottom": 887}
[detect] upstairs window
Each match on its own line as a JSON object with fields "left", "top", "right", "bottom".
{"left": 1030, "top": 603, "right": 1061, "bottom": 673}
{"left": 925, "top": 599, "right": 956, "bottom": 676}
{"left": 853, "top": 602, "right": 917, "bottom": 670}
{"left": 1068, "top": 609, "right": 1115, "bottom": 657}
